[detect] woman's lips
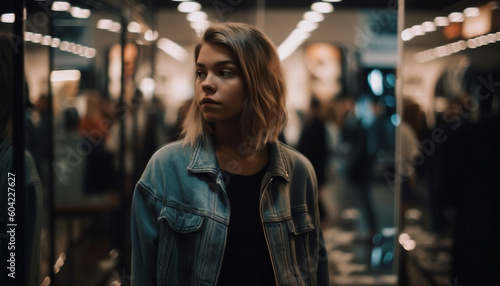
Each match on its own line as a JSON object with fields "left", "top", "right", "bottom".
{"left": 201, "top": 98, "right": 219, "bottom": 105}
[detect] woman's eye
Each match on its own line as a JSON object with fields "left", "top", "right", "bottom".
{"left": 196, "top": 70, "right": 206, "bottom": 79}
{"left": 219, "top": 70, "right": 233, "bottom": 77}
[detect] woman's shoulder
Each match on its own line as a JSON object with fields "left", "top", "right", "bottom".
{"left": 276, "top": 141, "right": 315, "bottom": 172}
{"left": 137, "top": 140, "right": 192, "bottom": 190}
{"left": 150, "top": 139, "right": 191, "bottom": 162}
{"left": 141, "top": 140, "right": 191, "bottom": 175}
{"left": 274, "top": 141, "right": 318, "bottom": 188}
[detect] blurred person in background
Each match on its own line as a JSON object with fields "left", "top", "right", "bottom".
{"left": 330, "top": 94, "right": 375, "bottom": 240}
{"left": 78, "top": 91, "right": 116, "bottom": 196}
{"left": 297, "top": 42, "right": 344, "bottom": 226}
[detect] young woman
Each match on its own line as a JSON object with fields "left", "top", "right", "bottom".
{"left": 131, "top": 22, "right": 329, "bottom": 286}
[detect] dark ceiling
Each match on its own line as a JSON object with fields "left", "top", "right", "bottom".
{"left": 15, "top": 0, "right": 483, "bottom": 11}
{"left": 155, "top": 0, "right": 464, "bottom": 11}
{"left": 12, "top": 0, "right": 482, "bottom": 15}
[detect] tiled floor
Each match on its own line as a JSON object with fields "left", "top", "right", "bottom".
{"left": 320, "top": 179, "right": 398, "bottom": 286}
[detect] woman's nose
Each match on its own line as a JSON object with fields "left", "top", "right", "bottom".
{"left": 201, "top": 75, "right": 216, "bottom": 93}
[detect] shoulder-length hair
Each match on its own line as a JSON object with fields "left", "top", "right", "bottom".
{"left": 181, "top": 22, "right": 287, "bottom": 150}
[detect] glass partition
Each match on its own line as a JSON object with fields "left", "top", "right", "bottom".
{"left": 49, "top": 3, "right": 124, "bottom": 285}
{"left": 1, "top": 2, "right": 34, "bottom": 285}
{"left": 1, "top": 1, "right": 155, "bottom": 285}
{"left": 48, "top": 1, "right": 156, "bottom": 284}
{"left": 398, "top": 1, "right": 500, "bottom": 285}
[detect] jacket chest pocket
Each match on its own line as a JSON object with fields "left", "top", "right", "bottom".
{"left": 286, "top": 211, "right": 315, "bottom": 236}
{"left": 157, "top": 206, "right": 205, "bottom": 283}
{"left": 285, "top": 211, "right": 317, "bottom": 281}
{"left": 286, "top": 211, "right": 315, "bottom": 256}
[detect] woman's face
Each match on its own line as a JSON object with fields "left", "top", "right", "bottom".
{"left": 195, "top": 43, "right": 245, "bottom": 125}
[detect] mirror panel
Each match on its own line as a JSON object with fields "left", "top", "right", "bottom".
{"left": 11, "top": 0, "right": 154, "bottom": 284}
{"left": 398, "top": 1, "right": 500, "bottom": 285}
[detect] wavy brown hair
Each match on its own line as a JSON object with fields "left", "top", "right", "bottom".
{"left": 181, "top": 22, "right": 287, "bottom": 150}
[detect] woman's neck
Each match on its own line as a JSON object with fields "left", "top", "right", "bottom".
{"left": 213, "top": 118, "right": 247, "bottom": 149}
{"left": 213, "top": 121, "right": 268, "bottom": 175}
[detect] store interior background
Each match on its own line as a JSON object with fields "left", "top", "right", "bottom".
{"left": 1, "top": 0, "right": 499, "bottom": 285}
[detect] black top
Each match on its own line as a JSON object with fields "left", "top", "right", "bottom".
{"left": 217, "top": 166, "right": 276, "bottom": 286}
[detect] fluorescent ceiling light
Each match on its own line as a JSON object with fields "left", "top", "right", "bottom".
{"left": 32, "top": 33, "right": 43, "bottom": 43}
{"left": 463, "top": 7, "right": 480, "bottom": 17}
{"left": 51, "top": 38, "right": 61, "bottom": 48}
{"left": 24, "top": 32, "right": 33, "bottom": 41}
{"left": 59, "top": 41, "right": 69, "bottom": 51}
{"left": 421, "top": 21, "right": 436, "bottom": 32}
{"left": 52, "top": 1, "right": 71, "bottom": 12}
{"left": 127, "top": 21, "right": 142, "bottom": 33}
{"left": 109, "top": 22, "right": 122, "bottom": 33}
{"left": 448, "top": 12, "right": 464, "bottom": 23}
{"left": 144, "top": 30, "right": 159, "bottom": 41}
{"left": 303, "top": 11, "right": 324, "bottom": 22}
{"left": 187, "top": 11, "right": 207, "bottom": 22}
{"left": 158, "top": 38, "right": 189, "bottom": 62}
{"left": 410, "top": 25, "right": 424, "bottom": 36}
{"left": 311, "top": 2, "right": 334, "bottom": 13}
{"left": 1, "top": 13, "right": 15, "bottom": 23}
{"left": 190, "top": 20, "right": 210, "bottom": 32}
{"left": 50, "top": 70, "right": 81, "bottom": 82}
{"left": 434, "top": 16, "right": 449, "bottom": 26}
{"left": 97, "top": 19, "right": 113, "bottom": 29}
{"left": 401, "top": 29, "right": 414, "bottom": 41}
{"left": 178, "top": 2, "right": 201, "bottom": 13}
{"left": 41, "top": 35, "right": 52, "bottom": 46}
{"left": 86, "top": 48, "right": 96, "bottom": 58}
{"left": 70, "top": 7, "right": 91, "bottom": 18}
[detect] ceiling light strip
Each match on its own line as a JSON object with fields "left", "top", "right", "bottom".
{"left": 415, "top": 31, "right": 500, "bottom": 63}
{"left": 277, "top": 1, "right": 334, "bottom": 61}
{"left": 24, "top": 31, "right": 96, "bottom": 58}
{"left": 402, "top": 5, "right": 484, "bottom": 42}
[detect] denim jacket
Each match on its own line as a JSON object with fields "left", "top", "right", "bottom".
{"left": 131, "top": 135, "right": 329, "bottom": 286}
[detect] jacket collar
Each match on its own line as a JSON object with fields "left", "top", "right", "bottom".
{"left": 187, "top": 135, "right": 290, "bottom": 182}
{"left": 187, "top": 135, "right": 219, "bottom": 175}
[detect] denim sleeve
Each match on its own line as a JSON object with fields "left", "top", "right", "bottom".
{"left": 24, "top": 154, "right": 42, "bottom": 286}
{"left": 307, "top": 156, "right": 330, "bottom": 286}
{"left": 312, "top": 184, "right": 330, "bottom": 285}
{"left": 316, "top": 228, "right": 330, "bottom": 285}
{"left": 131, "top": 184, "right": 161, "bottom": 286}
